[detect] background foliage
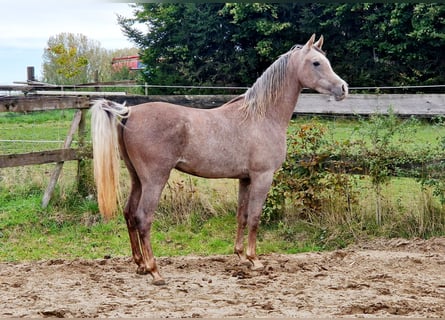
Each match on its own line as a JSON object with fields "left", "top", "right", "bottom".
{"left": 264, "top": 114, "right": 445, "bottom": 246}
{"left": 119, "top": 3, "right": 444, "bottom": 90}
{"left": 42, "top": 33, "right": 139, "bottom": 85}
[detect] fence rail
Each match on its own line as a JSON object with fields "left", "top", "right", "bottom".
{"left": 0, "top": 148, "right": 86, "bottom": 169}
{"left": 1, "top": 93, "right": 445, "bottom": 115}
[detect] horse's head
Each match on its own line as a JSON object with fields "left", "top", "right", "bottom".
{"left": 294, "top": 34, "right": 348, "bottom": 101}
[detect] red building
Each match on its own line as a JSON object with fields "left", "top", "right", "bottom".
{"left": 111, "top": 55, "right": 144, "bottom": 71}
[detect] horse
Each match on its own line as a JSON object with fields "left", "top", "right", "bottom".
{"left": 90, "top": 34, "right": 348, "bottom": 285}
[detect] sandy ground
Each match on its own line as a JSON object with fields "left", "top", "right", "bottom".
{"left": 1, "top": 237, "right": 444, "bottom": 318}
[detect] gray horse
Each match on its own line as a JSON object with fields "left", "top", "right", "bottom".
{"left": 91, "top": 34, "right": 348, "bottom": 285}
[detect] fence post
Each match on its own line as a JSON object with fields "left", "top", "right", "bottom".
{"left": 77, "top": 108, "right": 95, "bottom": 197}
{"left": 42, "top": 110, "right": 83, "bottom": 208}
{"left": 94, "top": 70, "right": 99, "bottom": 92}
{"left": 27, "top": 66, "right": 35, "bottom": 82}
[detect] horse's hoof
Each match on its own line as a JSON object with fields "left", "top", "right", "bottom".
{"left": 250, "top": 260, "right": 264, "bottom": 271}
{"left": 251, "top": 264, "right": 264, "bottom": 271}
{"left": 136, "top": 266, "right": 149, "bottom": 275}
{"left": 240, "top": 259, "right": 252, "bottom": 268}
{"left": 152, "top": 278, "right": 166, "bottom": 286}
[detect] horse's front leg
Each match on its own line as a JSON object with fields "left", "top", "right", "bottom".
{"left": 137, "top": 230, "right": 164, "bottom": 285}
{"left": 245, "top": 172, "right": 274, "bottom": 271}
{"left": 234, "top": 178, "right": 251, "bottom": 266}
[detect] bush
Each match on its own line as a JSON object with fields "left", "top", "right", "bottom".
{"left": 264, "top": 119, "right": 357, "bottom": 221}
{"left": 264, "top": 113, "right": 445, "bottom": 247}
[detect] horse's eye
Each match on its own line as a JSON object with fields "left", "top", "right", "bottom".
{"left": 313, "top": 61, "right": 320, "bottom": 67}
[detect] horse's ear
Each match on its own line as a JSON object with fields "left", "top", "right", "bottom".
{"left": 303, "top": 34, "right": 316, "bottom": 51}
{"left": 314, "top": 35, "right": 324, "bottom": 50}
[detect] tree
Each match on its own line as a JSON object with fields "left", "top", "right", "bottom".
{"left": 120, "top": 4, "right": 231, "bottom": 92}
{"left": 46, "top": 44, "right": 88, "bottom": 81}
{"left": 120, "top": 3, "right": 445, "bottom": 90}
{"left": 297, "top": 3, "right": 445, "bottom": 87}
{"left": 218, "top": 3, "right": 302, "bottom": 83}
{"left": 42, "top": 32, "right": 139, "bottom": 85}
{"left": 43, "top": 33, "right": 101, "bottom": 84}
{"left": 119, "top": 3, "right": 306, "bottom": 91}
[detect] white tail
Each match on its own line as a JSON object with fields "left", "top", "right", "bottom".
{"left": 90, "top": 99, "right": 129, "bottom": 220}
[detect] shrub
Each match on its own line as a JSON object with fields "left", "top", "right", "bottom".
{"left": 264, "top": 113, "right": 445, "bottom": 247}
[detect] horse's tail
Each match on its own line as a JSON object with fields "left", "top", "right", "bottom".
{"left": 90, "top": 99, "right": 129, "bottom": 220}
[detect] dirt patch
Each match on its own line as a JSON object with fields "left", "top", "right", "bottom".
{"left": 1, "top": 237, "right": 444, "bottom": 318}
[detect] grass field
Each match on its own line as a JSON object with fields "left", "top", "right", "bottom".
{"left": 1, "top": 110, "right": 445, "bottom": 262}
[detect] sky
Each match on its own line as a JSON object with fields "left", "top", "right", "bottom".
{"left": 0, "top": 0, "right": 139, "bottom": 85}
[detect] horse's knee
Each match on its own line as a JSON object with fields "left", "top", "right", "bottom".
{"left": 247, "top": 214, "right": 260, "bottom": 229}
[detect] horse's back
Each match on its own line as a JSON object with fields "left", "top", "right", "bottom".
{"left": 121, "top": 101, "right": 249, "bottom": 178}
{"left": 121, "top": 100, "right": 285, "bottom": 179}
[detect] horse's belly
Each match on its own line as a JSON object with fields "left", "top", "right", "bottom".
{"left": 175, "top": 154, "right": 249, "bottom": 179}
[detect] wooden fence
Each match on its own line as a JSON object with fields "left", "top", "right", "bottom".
{"left": 1, "top": 93, "right": 444, "bottom": 206}
{"left": 2, "top": 93, "right": 445, "bottom": 114}
{"left": 2, "top": 93, "right": 445, "bottom": 169}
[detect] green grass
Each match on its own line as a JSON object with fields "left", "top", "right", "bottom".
{"left": 0, "top": 186, "right": 305, "bottom": 261}
{"left": 0, "top": 110, "right": 79, "bottom": 154}
{"left": 291, "top": 116, "right": 445, "bottom": 151}
{"left": 3, "top": 169, "right": 440, "bottom": 262}
{"left": 0, "top": 109, "right": 76, "bottom": 124}
{"left": 0, "top": 164, "right": 324, "bottom": 262}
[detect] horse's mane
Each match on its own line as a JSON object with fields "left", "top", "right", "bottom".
{"left": 240, "top": 45, "right": 301, "bottom": 118}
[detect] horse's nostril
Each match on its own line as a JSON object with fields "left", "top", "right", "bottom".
{"left": 342, "top": 84, "right": 346, "bottom": 93}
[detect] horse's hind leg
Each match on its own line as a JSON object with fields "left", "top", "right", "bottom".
{"left": 123, "top": 179, "right": 143, "bottom": 268}
{"left": 134, "top": 170, "right": 170, "bottom": 285}
{"left": 119, "top": 124, "right": 146, "bottom": 270}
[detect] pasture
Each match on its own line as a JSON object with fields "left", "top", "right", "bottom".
{"left": 1, "top": 108, "right": 445, "bottom": 317}
{"left": 1, "top": 109, "right": 445, "bottom": 261}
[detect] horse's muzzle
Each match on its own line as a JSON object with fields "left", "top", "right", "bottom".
{"left": 334, "top": 83, "right": 348, "bottom": 101}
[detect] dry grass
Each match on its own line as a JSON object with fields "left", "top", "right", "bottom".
{"left": 279, "top": 175, "right": 445, "bottom": 247}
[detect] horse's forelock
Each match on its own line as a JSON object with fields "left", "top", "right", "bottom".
{"left": 290, "top": 42, "right": 326, "bottom": 56}
{"left": 313, "top": 46, "right": 326, "bottom": 56}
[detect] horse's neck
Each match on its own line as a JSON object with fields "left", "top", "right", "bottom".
{"left": 265, "top": 76, "right": 302, "bottom": 130}
{"left": 221, "top": 85, "right": 301, "bottom": 131}
{"left": 221, "top": 64, "right": 302, "bottom": 129}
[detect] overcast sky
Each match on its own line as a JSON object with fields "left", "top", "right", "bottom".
{"left": 0, "top": 0, "right": 138, "bottom": 85}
